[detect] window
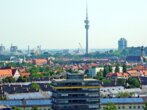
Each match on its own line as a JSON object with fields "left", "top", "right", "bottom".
{"left": 129, "top": 106, "right": 132, "bottom": 109}
{"left": 122, "top": 106, "right": 125, "bottom": 109}
{"left": 138, "top": 106, "right": 140, "bottom": 109}
{"left": 89, "top": 105, "right": 99, "bottom": 108}
{"left": 133, "top": 106, "right": 136, "bottom": 109}
{"left": 61, "top": 94, "right": 68, "bottom": 96}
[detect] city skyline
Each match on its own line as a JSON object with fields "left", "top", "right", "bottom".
{"left": 0, "top": 0, "right": 147, "bottom": 49}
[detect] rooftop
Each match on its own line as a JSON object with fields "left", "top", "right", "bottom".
{"left": 0, "top": 99, "right": 52, "bottom": 106}
{"left": 53, "top": 78, "right": 97, "bottom": 82}
{"left": 0, "top": 98, "right": 145, "bottom": 107}
{"left": 101, "top": 98, "right": 144, "bottom": 104}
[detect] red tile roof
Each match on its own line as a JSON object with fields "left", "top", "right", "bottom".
{"left": 20, "top": 72, "right": 30, "bottom": 77}
{"left": 0, "top": 69, "right": 13, "bottom": 78}
{"left": 33, "top": 59, "right": 48, "bottom": 65}
{"left": 107, "top": 72, "right": 129, "bottom": 78}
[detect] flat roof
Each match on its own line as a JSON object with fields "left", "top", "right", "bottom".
{"left": 101, "top": 98, "right": 144, "bottom": 104}
{"left": 0, "top": 99, "right": 52, "bottom": 106}
{"left": 7, "top": 92, "right": 52, "bottom": 100}
{"left": 0, "top": 98, "right": 145, "bottom": 107}
{"left": 0, "top": 105, "right": 10, "bottom": 109}
{"left": 53, "top": 78, "right": 97, "bottom": 82}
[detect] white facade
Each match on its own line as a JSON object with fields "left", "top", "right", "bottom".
{"left": 88, "top": 67, "right": 123, "bottom": 77}
{"left": 13, "top": 69, "right": 20, "bottom": 79}
{"left": 100, "top": 86, "right": 142, "bottom": 98}
{"left": 88, "top": 67, "right": 104, "bottom": 77}
{"left": 101, "top": 103, "right": 144, "bottom": 110}
{"left": 100, "top": 86, "right": 124, "bottom": 97}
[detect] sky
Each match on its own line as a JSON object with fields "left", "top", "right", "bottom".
{"left": 0, "top": 0, "right": 147, "bottom": 50}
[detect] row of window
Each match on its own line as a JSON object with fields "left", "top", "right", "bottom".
{"left": 101, "top": 88, "right": 123, "bottom": 92}
{"left": 59, "top": 93, "right": 99, "bottom": 97}
{"left": 53, "top": 82, "right": 99, "bottom": 86}
{"left": 102, "top": 105, "right": 144, "bottom": 110}
{"left": 21, "top": 108, "right": 51, "bottom": 110}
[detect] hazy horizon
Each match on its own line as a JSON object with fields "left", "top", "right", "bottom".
{"left": 0, "top": 0, "right": 147, "bottom": 49}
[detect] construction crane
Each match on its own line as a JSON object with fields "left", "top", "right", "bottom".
{"left": 79, "top": 43, "right": 84, "bottom": 54}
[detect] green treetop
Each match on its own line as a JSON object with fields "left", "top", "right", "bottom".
{"left": 104, "top": 103, "right": 117, "bottom": 110}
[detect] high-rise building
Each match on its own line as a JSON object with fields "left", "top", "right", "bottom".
{"left": 84, "top": 1, "right": 89, "bottom": 55}
{"left": 10, "top": 45, "right": 18, "bottom": 53}
{"left": 0, "top": 44, "right": 5, "bottom": 53}
{"left": 118, "top": 38, "right": 127, "bottom": 50}
{"left": 141, "top": 46, "right": 145, "bottom": 57}
{"left": 51, "top": 73, "right": 100, "bottom": 110}
{"left": 27, "top": 45, "right": 30, "bottom": 55}
{"left": 140, "top": 46, "right": 145, "bottom": 63}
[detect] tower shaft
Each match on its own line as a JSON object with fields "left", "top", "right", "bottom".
{"left": 85, "top": 24, "right": 89, "bottom": 54}
{"left": 84, "top": 1, "right": 89, "bottom": 55}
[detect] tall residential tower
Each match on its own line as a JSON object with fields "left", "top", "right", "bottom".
{"left": 118, "top": 38, "right": 127, "bottom": 50}
{"left": 84, "top": 1, "right": 89, "bottom": 55}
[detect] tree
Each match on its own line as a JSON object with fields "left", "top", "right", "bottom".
{"left": 31, "top": 83, "right": 41, "bottom": 91}
{"left": 117, "top": 78, "right": 126, "bottom": 86}
{"left": 121, "top": 49, "right": 129, "bottom": 57}
{"left": 108, "top": 65, "right": 113, "bottom": 73}
{"left": 84, "top": 69, "right": 89, "bottom": 75}
{"left": 31, "top": 73, "right": 43, "bottom": 79}
{"left": 127, "top": 77, "right": 141, "bottom": 88}
{"left": 12, "top": 107, "right": 21, "bottom": 110}
{"left": 102, "top": 78, "right": 112, "bottom": 84}
{"left": 6, "top": 62, "right": 17, "bottom": 67}
{"left": 17, "top": 76, "right": 29, "bottom": 82}
{"left": 116, "top": 92, "right": 130, "bottom": 98}
{"left": 94, "top": 71, "right": 104, "bottom": 81}
{"left": 104, "top": 103, "right": 117, "bottom": 110}
{"left": 103, "top": 65, "right": 110, "bottom": 77}
{"left": 144, "top": 102, "right": 147, "bottom": 110}
{"left": 2, "top": 77, "right": 15, "bottom": 83}
{"left": 0, "top": 95, "right": 7, "bottom": 100}
{"left": 0, "top": 62, "right": 4, "bottom": 67}
{"left": 31, "top": 106, "right": 39, "bottom": 110}
{"left": 122, "top": 64, "right": 127, "bottom": 73}
{"left": 29, "top": 67, "right": 39, "bottom": 74}
{"left": 97, "top": 71, "right": 103, "bottom": 77}
{"left": 115, "top": 65, "right": 120, "bottom": 73}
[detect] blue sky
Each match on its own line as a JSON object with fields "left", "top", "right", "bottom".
{"left": 0, "top": 0, "right": 147, "bottom": 49}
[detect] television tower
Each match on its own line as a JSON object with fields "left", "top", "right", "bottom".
{"left": 84, "top": 0, "right": 89, "bottom": 55}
